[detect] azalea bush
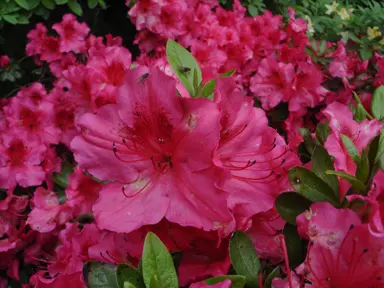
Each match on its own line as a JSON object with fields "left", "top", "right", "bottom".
{"left": 1, "top": 0, "right": 384, "bottom": 287}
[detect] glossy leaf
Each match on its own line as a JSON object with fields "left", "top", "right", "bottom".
{"left": 283, "top": 224, "right": 305, "bottom": 269}
{"left": 289, "top": 167, "right": 340, "bottom": 207}
{"left": 264, "top": 267, "right": 281, "bottom": 288}
{"left": 312, "top": 145, "right": 340, "bottom": 196}
{"left": 356, "top": 152, "right": 370, "bottom": 183}
{"left": 204, "top": 275, "right": 246, "bottom": 288}
{"left": 166, "top": 39, "right": 202, "bottom": 97}
{"left": 42, "top": 0, "right": 56, "bottom": 9}
{"left": 53, "top": 162, "right": 74, "bottom": 188}
{"left": 82, "top": 261, "right": 118, "bottom": 288}
{"left": 201, "top": 79, "right": 216, "bottom": 100}
{"left": 229, "top": 231, "right": 260, "bottom": 287}
{"left": 68, "top": 0, "right": 83, "bottom": 16}
{"left": 325, "top": 170, "right": 366, "bottom": 191}
{"left": 116, "top": 264, "right": 145, "bottom": 288}
{"left": 54, "top": 0, "right": 68, "bottom": 4}
{"left": 275, "top": 192, "right": 312, "bottom": 225}
{"left": 315, "top": 121, "right": 330, "bottom": 145}
{"left": 372, "top": 86, "right": 384, "bottom": 120}
{"left": 341, "top": 134, "right": 360, "bottom": 165}
{"left": 299, "top": 128, "right": 315, "bottom": 155}
{"left": 142, "top": 232, "right": 178, "bottom": 288}
{"left": 219, "top": 69, "right": 236, "bottom": 77}
{"left": 88, "top": 0, "right": 98, "bottom": 8}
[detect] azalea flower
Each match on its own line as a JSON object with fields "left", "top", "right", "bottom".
{"left": 71, "top": 67, "right": 233, "bottom": 233}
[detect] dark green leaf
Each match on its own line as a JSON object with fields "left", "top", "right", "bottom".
{"left": 359, "top": 46, "right": 373, "bottom": 60}
{"left": 299, "top": 128, "right": 315, "bottom": 155}
{"left": 312, "top": 145, "right": 340, "bottom": 196}
{"left": 82, "top": 261, "right": 118, "bottom": 288}
{"left": 375, "top": 132, "right": 384, "bottom": 164}
{"left": 275, "top": 192, "right": 312, "bottom": 226}
{"left": 98, "top": 0, "right": 107, "bottom": 9}
{"left": 88, "top": 0, "right": 98, "bottom": 8}
{"left": 264, "top": 267, "right": 281, "bottom": 288}
{"left": 204, "top": 275, "right": 246, "bottom": 288}
{"left": 315, "top": 121, "right": 330, "bottom": 145}
{"left": 54, "top": 0, "right": 68, "bottom": 4}
{"left": 356, "top": 152, "right": 370, "bottom": 183}
{"left": 325, "top": 170, "right": 366, "bottom": 191}
{"left": 116, "top": 264, "right": 145, "bottom": 288}
{"left": 201, "top": 79, "right": 216, "bottom": 100}
{"left": 341, "top": 134, "right": 361, "bottom": 165}
{"left": 53, "top": 162, "right": 74, "bottom": 188}
{"left": 229, "top": 231, "right": 260, "bottom": 287}
{"left": 142, "top": 232, "right": 178, "bottom": 288}
{"left": 319, "top": 40, "right": 327, "bottom": 54}
{"left": 283, "top": 224, "right": 305, "bottom": 269}
{"left": 166, "top": 39, "right": 202, "bottom": 97}
{"left": 289, "top": 167, "right": 340, "bottom": 207}
{"left": 15, "top": 0, "right": 39, "bottom": 10}
{"left": 372, "top": 86, "right": 384, "bottom": 120}
{"left": 42, "top": 0, "right": 56, "bottom": 9}
{"left": 68, "top": 0, "right": 83, "bottom": 16}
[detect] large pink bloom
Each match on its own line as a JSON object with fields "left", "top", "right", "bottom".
{"left": 296, "top": 203, "right": 384, "bottom": 287}
{"left": 71, "top": 67, "right": 233, "bottom": 233}
{"left": 214, "top": 78, "right": 299, "bottom": 220}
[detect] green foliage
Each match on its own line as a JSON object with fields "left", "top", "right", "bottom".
{"left": 0, "top": 0, "right": 105, "bottom": 27}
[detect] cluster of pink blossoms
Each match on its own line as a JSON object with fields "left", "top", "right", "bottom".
{"left": 128, "top": 0, "right": 382, "bottom": 149}
{"left": 0, "top": 2, "right": 384, "bottom": 287}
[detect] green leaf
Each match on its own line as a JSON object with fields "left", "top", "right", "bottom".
{"left": 82, "top": 261, "right": 118, "bottom": 288}
{"left": 166, "top": 39, "right": 202, "bottom": 97}
{"left": 53, "top": 162, "right": 74, "bottom": 188}
{"left": 98, "top": 0, "right": 107, "bottom": 9}
{"left": 68, "top": 0, "right": 83, "bottom": 15}
{"left": 264, "top": 267, "right": 281, "bottom": 288}
{"left": 283, "top": 224, "right": 305, "bottom": 269}
{"left": 123, "top": 283, "right": 136, "bottom": 288}
{"left": 42, "top": 0, "right": 56, "bottom": 9}
{"left": 315, "top": 121, "right": 330, "bottom": 145}
{"left": 319, "top": 40, "right": 327, "bottom": 54}
{"left": 248, "top": 4, "right": 259, "bottom": 16}
{"left": 54, "top": 0, "right": 68, "bottom": 4}
{"left": 341, "top": 134, "right": 361, "bottom": 165}
{"left": 116, "top": 264, "right": 145, "bottom": 288}
{"left": 142, "top": 232, "right": 178, "bottom": 288}
{"left": 325, "top": 170, "right": 366, "bottom": 192}
{"left": 219, "top": 69, "right": 235, "bottom": 77}
{"left": 201, "top": 79, "right": 216, "bottom": 100}
{"left": 299, "top": 128, "right": 315, "bottom": 155}
{"left": 360, "top": 46, "right": 373, "bottom": 60}
{"left": 356, "top": 152, "right": 370, "bottom": 183}
{"left": 15, "top": 0, "right": 40, "bottom": 10}
{"left": 88, "top": 0, "right": 98, "bottom": 8}
{"left": 204, "top": 275, "right": 246, "bottom": 288}
{"left": 229, "top": 231, "right": 260, "bottom": 287}
{"left": 354, "top": 104, "right": 367, "bottom": 122}
{"left": 372, "top": 86, "right": 384, "bottom": 120}
{"left": 375, "top": 131, "right": 384, "bottom": 164}
{"left": 275, "top": 192, "right": 312, "bottom": 226}
{"left": 3, "top": 14, "right": 18, "bottom": 24}
{"left": 312, "top": 145, "right": 340, "bottom": 196}
{"left": 289, "top": 167, "right": 340, "bottom": 207}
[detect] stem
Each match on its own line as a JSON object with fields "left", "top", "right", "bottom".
{"left": 279, "top": 235, "right": 293, "bottom": 288}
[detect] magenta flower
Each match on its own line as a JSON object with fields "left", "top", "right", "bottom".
{"left": 52, "top": 14, "right": 90, "bottom": 53}
{"left": 71, "top": 67, "right": 233, "bottom": 233}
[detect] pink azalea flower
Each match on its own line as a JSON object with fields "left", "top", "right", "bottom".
{"left": 0, "top": 55, "right": 10, "bottom": 67}
{"left": 40, "top": 36, "right": 62, "bottom": 63}
{"left": 296, "top": 202, "right": 384, "bottom": 287}
{"left": 214, "top": 78, "right": 299, "bottom": 219}
{"left": 28, "top": 187, "right": 73, "bottom": 233}
{"left": 323, "top": 102, "right": 383, "bottom": 182}
{"left": 246, "top": 210, "right": 285, "bottom": 263}
{"left": 0, "top": 132, "right": 46, "bottom": 189}
{"left": 5, "top": 90, "right": 59, "bottom": 144}
{"left": 26, "top": 24, "right": 48, "bottom": 56}
{"left": 65, "top": 166, "right": 102, "bottom": 217}
{"left": 52, "top": 14, "right": 90, "bottom": 53}
{"left": 250, "top": 56, "right": 295, "bottom": 110}
{"left": 71, "top": 67, "right": 233, "bottom": 233}
{"left": 30, "top": 271, "right": 85, "bottom": 288}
